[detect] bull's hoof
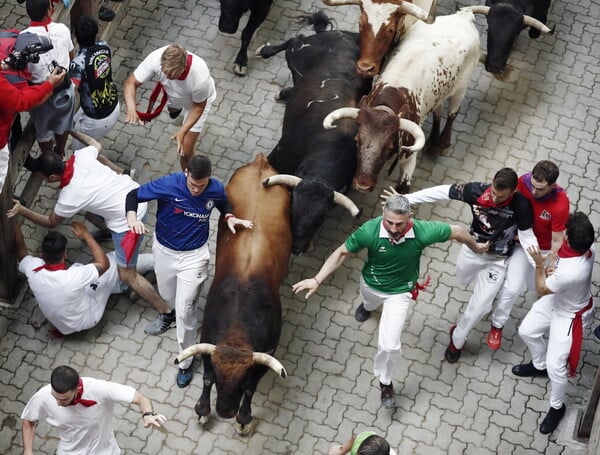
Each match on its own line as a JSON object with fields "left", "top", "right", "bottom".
{"left": 233, "top": 64, "right": 248, "bottom": 77}
{"left": 234, "top": 420, "right": 253, "bottom": 435}
{"left": 255, "top": 43, "right": 270, "bottom": 58}
{"left": 198, "top": 415, "right": 209, "bottom": 425}
{"left": 194, "top": 400, "right": 210, "bottom": 418}
{"left": 394, "top": 182, "right": 411, "bottom": 194}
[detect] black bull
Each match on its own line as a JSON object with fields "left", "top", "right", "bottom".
{"left": 218, "top": 0, "right": 273, "bottom": 76}
{"left": 175, "top": 154, "right": 291, "bottom": 434}
{"left": 259, "top": 25, "right": 372, "bottom": 254}
{"left": 466, "top": 0, "right": 552, "bottom": 75}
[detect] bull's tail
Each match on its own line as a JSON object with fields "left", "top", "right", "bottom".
{"left": 295, "top": 11, "right": 335, "bottom": 33}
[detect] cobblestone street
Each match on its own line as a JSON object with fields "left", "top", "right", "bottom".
{"left": 1, "top": 0, "right": 599, "bottom": 453}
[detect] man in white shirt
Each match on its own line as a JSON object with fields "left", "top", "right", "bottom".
{"left": 7, "top": 130, "right": 174, "bottom": 335}
{"left": 513, "top": 211, "right": 595, "bottom": 434}
{"left": 22, "top": 0, "right": 75, "bottom": 156}
{"left": 15, "top": 222, "right": 153, "bottom": 335}
{"left": 22, "top": 365, "right": 166, "bottom": 455}
{"left": 123, "top": 44, "right": 217, "bottom": 170}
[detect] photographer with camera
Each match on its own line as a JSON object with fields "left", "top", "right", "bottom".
{"left": 21, "top": 0, "right": 75, "bottom": 157}
{"left": 0, "top": 33, "right": 66, "bottom": 192}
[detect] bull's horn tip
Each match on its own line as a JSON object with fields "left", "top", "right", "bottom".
{"left": 262, "top": 177, "right": 271, "bottom": 186}
{"left": 174, "top": 358, "right": 180, "bottom": 365}
{"left": 355, "top": 208, "right": 363, "bottom": 218}
{"left": 280, "top": 368, "right": 288, "bottom": 379}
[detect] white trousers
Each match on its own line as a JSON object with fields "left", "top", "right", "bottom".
{"left": 0, "top": 143, "right": 9, "bottom": 192}
{"left": 71, "top": 103, "right": 121, "bottom": 150}
{"left": 452, "top": 245, "right": 507, "bottom": 349}
{"left": 153, "top": 238, "right": 209, "bottom": 369}
{"left": 492, "top": 244, "right": 542, "bottom": 328}
{"left": 518, "top": 295, "right": 593, "bottom": 409}
{"left": 85, "top": 252, "right": 153, "bottom": 325}
{"left": 360, "top": 277, "right": 413, "bottom": 386}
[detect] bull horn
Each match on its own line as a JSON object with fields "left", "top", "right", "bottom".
{"left": 262, "top": 174, "right": 302, "bottom": 188}
{"left": 460, "top": 5, "right": 490, "bottom": 16}
{"left": 522, "top": 15, "right": 552, "bottom": 34}
{"left": 333, "top": 191, "right": 361, "bottom": 217}
{"left": 398, "top": 118, "right": 426, "bottom": 152}
{"left": 323, "top": 107, "right": 359, "bottom": 130}
{"left": 253, "top": 352, "right": 288, "bottom": 378}
{"left": 398, "top": 0, "right": 437, "bottom": 24}
{"left": 321, "top": 0, "right": 361, "bottom": 5}
{"left": 174, "top": 343, "right": 216, "bottom": 365}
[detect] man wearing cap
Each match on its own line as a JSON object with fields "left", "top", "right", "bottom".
{"left": 123, "top": 43, "right": 217, "bottom": 170}
{"left": 22, "top": 365, "right": 166, "bottom": 455}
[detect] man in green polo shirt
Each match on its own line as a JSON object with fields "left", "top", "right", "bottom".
{"left": 293, "top": 194, "right": 488, "bottom": 408}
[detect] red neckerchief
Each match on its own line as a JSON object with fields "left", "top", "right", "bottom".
{"left": 33, "top": 262, "right": 67, "bottom": 272}
{"left": 68, "top": 378, "right": 97, "bottom": 407}
{"left": 136, "top": 83, "right": 168, "bottom": 122}
{"left": 30, "top": 18, "right": 52, "bottom": 31}
{"left": 558, "top": 241, "right": 592, "bottom": 259}
{"left": 410, "top": 275, "right": 431, "bottom": 301}
{"left": 59, "top": 155, "right": 75, "bottom": 188}
{"left": 389, "top": 220, "right": 414, "bottom": 245}
{"left": 476, "top": 186, "right": 513, "bottom": 209}
{"left": 177, "top": 54, "right": 193, "bottom": 80}
{"left": 567, "top": 297, "right": 593, "bottom": 377}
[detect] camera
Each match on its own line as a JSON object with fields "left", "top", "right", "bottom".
{"left": 48, "top": 59, "right": 67, "bottom": 74}
{"left": 4, "top": 32, "right": 53, "bottom": 71}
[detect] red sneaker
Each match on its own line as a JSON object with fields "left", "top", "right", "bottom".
{"left": 487, "top": 326, "right": 503, "bottom": 351}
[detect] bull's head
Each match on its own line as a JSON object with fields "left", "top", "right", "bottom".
{"left": 323, "top": 101, "right": 425, "bottom": 193}
{"left": 175, "top": 343, "right": 286, "bottom": 419}
{"left": 322, "top": 0, "right": 437, "bottom": 77}
{"left": 462, "top": 6, "right": 552, "bottom": 76}
{"left": 218, "top": 0, "right": 245, "bottom": 34}
{"left": 263, "top": 175, "right": 361, "bottom": 254}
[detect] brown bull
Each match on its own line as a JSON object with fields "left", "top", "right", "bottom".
{"left": 175, "top": 153, "right": 291, "bottom": 434}
{"left": 322, "top": 0, "right": 437, "bottom": 76}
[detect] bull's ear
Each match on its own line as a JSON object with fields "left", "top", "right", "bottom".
{"left": 358, "top": 95, "right": 368, "bottom": 108}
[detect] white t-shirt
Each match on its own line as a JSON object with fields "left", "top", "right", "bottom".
{"left": 546, "top": 248, "right": 595, "bottom": 316}
{"left": 54, "top": 146, "right": 147, "bottom": 232}
{"left": 19, "top": 256, "right": 103, "bottom": 335}
{"left": 21, "top": 377, "right": 136, "bottom": 455}
{"left": 21, "top": 22, "right": 74, "bottom": 84}
{"left": 133, "top": 45, "right": 216, "bottom": 109}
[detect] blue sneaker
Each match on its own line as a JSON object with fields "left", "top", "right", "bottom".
{"left": 176, "top": 359, "right": 194, "bottom": 388}
{"left": 594, "top": 325, "right": 600, "bottom": 340}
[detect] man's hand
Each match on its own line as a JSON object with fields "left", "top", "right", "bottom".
{"left": 292, "top": 277, "right": 321, "bottom": 300}
{"left": 472, "top": 241, "right": 490, "bottom": 254}
{"left": 47, "top": 66, "right": 66, "bottom": 88}
{"left": 7, "top": 199, "right": 23, "bottom": 218}
{"left": 328, "top": 445, "right": 347, "bottom": 455}
{"left": 128, "top": 219, "right": 148, "bottom": 235}
{"left": 171, "top": 130, "right": 185, "bottom": 156}
{"left": 380, "top": 185, "right": 399, "bottom": 206}
{"left": 142, "top": 413, "right": 167, "bottom": 429}
{"left": 226, "top": 216, "right": 254, "bottom": 234}
{"left": 70, "top": 221, "right": 90, "bottom": 239}
{"left": 125, "top": 109, "right": 145, "bottom": 126}
{"left": 527, "top": 246, "right": 548, "bottom": 268}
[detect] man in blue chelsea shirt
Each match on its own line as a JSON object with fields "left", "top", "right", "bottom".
{"left": 125, "top": 155, "right": 253, "bottom": 387}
